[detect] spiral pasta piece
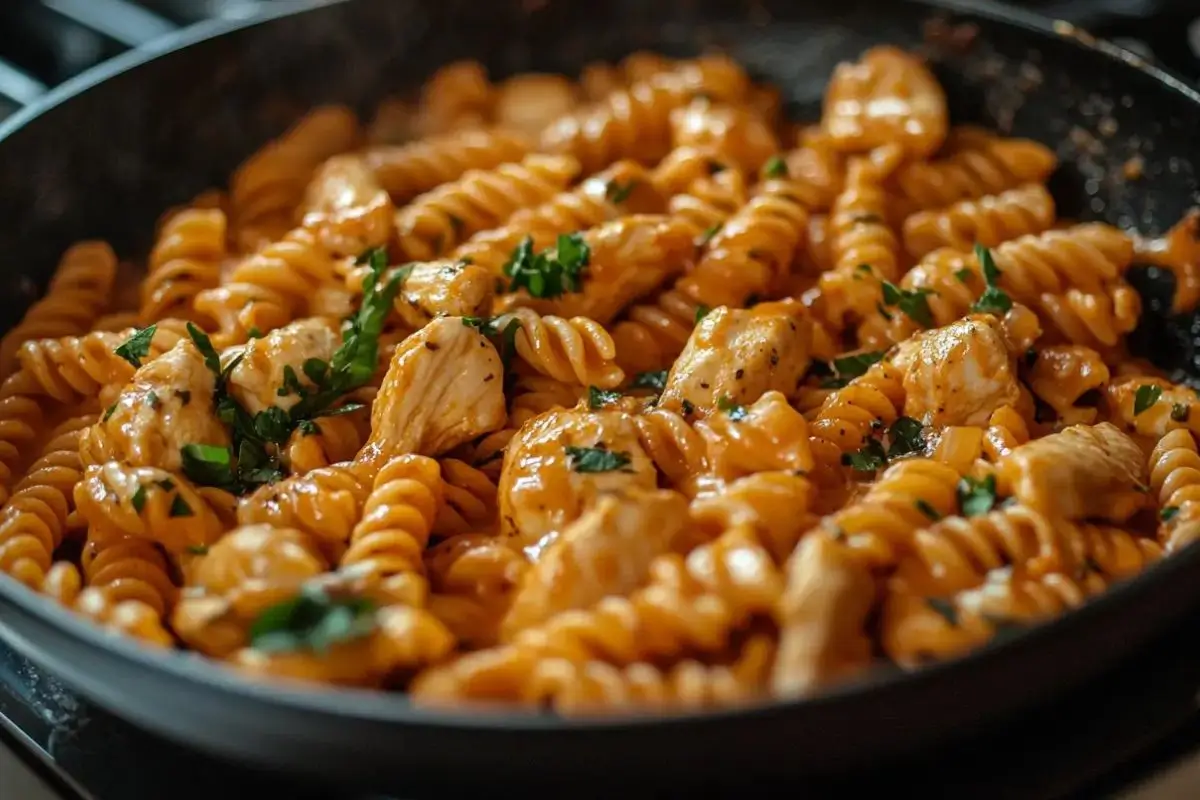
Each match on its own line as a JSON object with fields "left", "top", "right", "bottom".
{"left": 498, "top": 307, "right": 623, "bottom": 388}
{"left": 80, "top": 532, "right": 178, "bottom": 618}
{"left": 808, "top": 360, "right": 906, "bottom": 454}
{"left": 237, "top": 461, "right": 373, "bottom": 557}
{"left": 896, "top": 504, "right": 1161, "bottom": 597}
{"left": 901, "top": 183, "right": 1056, "bottom": 259}
{"left": 341, "top": 455, "right": 443, "bottom": 605}
{"left": 0, "top": 241, "right": 118, "bottom": 376}
{"left": 0, "top": 375, "right": 49, "bottom": 506}
{"left": 435, "top": 458, "right": 499, "bottom": 538}
{"left": 282, "top": 413, "right": 371, "bottom": 475}
{"left": 395, "top": 154, "right": 581, "bottom": 261}
{"left": 229, "top": 105, "right": 361, "bottom": 252}
{"left": 634, "top": 407, "right": 709, "bottom": 493}
{"left": 364, "top": 128, "right": 530, "bottom": 202}
{"left": 139, "top": 207, "right": 227, "bottom": 324}
{"left": 299, "top": 154, "right": 393, "bottom": 258}
{"left": 540, "top": 55, "right": 751, "bottom": 172}
{"left": 0, "top": 412, "right": 94, "bottom": 588}
{"left": 886, "top": 132, "right": 1057, "bottom": 218}
{"left": 1149, "top": 429, "right": 1200, "bottom": 552}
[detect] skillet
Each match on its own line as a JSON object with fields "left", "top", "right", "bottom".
{"left": 0, "top": 0, "right": 1198, "bottom": 791}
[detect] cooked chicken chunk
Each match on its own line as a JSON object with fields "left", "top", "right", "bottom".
{"left": 498, "top": 408, "right": 658, "bottom": 552}
{"left": 91, "top": 339, "right": 230, "bottom": 471}
{"left": 1106, "top": 376, "right": 1200, "bottom": 439}
{"left": 500, "top": 488, "right": 687, "bottom": 638}
{"left": 361, "top": 317, "right": 507, "bottom": 465}
{"left": 501, "top": 214, "right": 695, "bottom": 324}
{"left": 996, "top": 422, "right": 1147, "bottom": 523}
{"left": 393, "top": 259, "right": 495, "bottom": 329}
{"left": 659, "top": 300, "right": 812, "bottom": 418}
{"left": 300, "top": 154, "right": 393, "bottom": 257}
{"left": 224, "top": 318, "right": 341, "bottom": 416}
{"left": 893, "top": 314, "right": 1020, "bottom": 427}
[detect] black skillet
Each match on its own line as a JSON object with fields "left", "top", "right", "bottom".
{"left": 0, "top": 0, "right": 1198, "bottom": 792}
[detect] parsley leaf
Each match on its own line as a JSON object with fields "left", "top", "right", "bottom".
{"left": 131, "top": 485, "right": 147, "bottom": 513}
{"left": 103, "top": 403, "right": 117, "bottom": 422}
{"left": 180, "top": 443, "right": 238, "bottom": 492}
{"left": 250, "top": 584, "right": 378, "bottom": 655}
{"left": 1161, "top": 506, "right": 1180, "bottom": 521}
{"left": 588, "top": 386, "right": 622, "bottom": 410}
{"left": 969, "top": 244, "right": 1013, "bottom": 315}
{"left": 821, "top": 350, "right": 885, "bottom": 388}
{"left": 694, "top": 304, "right": 712, "bottom": 323}
{"left": 1134, "top": 384, "right": 1163, "bottom": 415}
{"left": 631, "top": 370, "right": 668, "bottom": 393}
{"left": 841, "top": 439, "right": 887, "bottom": 472}
{"left": 926, "top": 597, "right": 959, "bottom": 626}
{"left": 114, "top": 324, "right": 157, "bottom": 369}
{"left": 953, "top": 267, "right": 973, "bottom": 284}
{"left": 958, "top": 474, "right": 998, "bottom": 517}
{"left": 504, "top": 233, "right": 590, "bottom": 298}
{"left": 169, "top": 495, "right": 194, "bottom": 518}
{"left": 915, "top": 499, "right": 941, "bottom": 521}
{"left": 716, "top": 395, "right": 748, "bottom": 421}
{"left": 699, "top": 224, "right": 721, "bottom": 246}
{"left": 763, "top": 154, "right": 788, "bottom": 179}
{"left": 565, "top": 445, "right": 632, "bottom": 473}
{"left": 1172, "top": 402, "right": 1190, "bottom": 422}
{"left": 605, "top": 179, "right": 637, "bottom": 204}
{"left": 881, "top": 281, "right": 935, "bottom": 328}
{"left": 887, "top": 416, "right": 925, "bottom": 458}
{"left": 186, "top": 544, "right": 209, "bottom": 556}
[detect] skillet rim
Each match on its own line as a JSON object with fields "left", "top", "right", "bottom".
{"left": 0, "top": 0, "right": 1198, "bottom": 733}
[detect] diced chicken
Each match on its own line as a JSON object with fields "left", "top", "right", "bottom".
{"left": 659, "top": 300, "right": 812, "bottom": 418}
{"left": 393, "top": 260, "right": 495, "bottom": 329}
{"left": 300, "top": 154, "right": 393, "bottom": 257}
{"left": 224, "top": 318, "right": 341, "bottom": 416}
{"left": 361, "top": 317, "right": 507, "bottom": 465}
{"left": 93, "top": 339, "right": 229, "bottom": 471}
{"left": 669, "top": 99, "right": 780, "bottom": 174}
{"left": 893, "top": 314, "right": 1020, "bottom": 427}
{"left": 501, "top": 215, "right": 695, "bottom": 324}
{"left": 500, "top": 488, "right": 688, "bottom": 638}
{"left": 996, "top": 422, "right": 1147, "bottom": 523}
{"left": 498, "top": 408, "right": 658, "bottom": 551}
{"left": 772, "top": 533, "right": 875, "bottom": 697}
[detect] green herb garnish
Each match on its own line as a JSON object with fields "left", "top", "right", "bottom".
{"left": 694, "top": 304, "right": 712, "bottom": 324}
{"left": 1172, "top": 402, "right": 1190, "bottom": 422}
{"left": 763, "top": 154, "right": 788, "bottom": 179}
{"left": 250, "top": 584, "right": 378, "bottom": 654}
{"left": 169, "top": 495, "right": 194, "bottom": 518}
{"left": 565, "top": 445, "right": 632, "bottom": 474}
{"left": 1134, "top": 384, "right": 1163, "bottom": 415}
{"left": 926, "top": 597, "right": 959, "bottom": 626}
{"left": 841, "top": 439, "right": 888, "bottom": 472}
{"left": 887, "top": 416, "right": 925, "bottom": 458}
{"left": 631, "top": 370, "right": 668, "bottom": 393}
{"left": 1161, "top": 506, "right": 1180, "bottom": 522}
{"left": 131, "top": 485, "right": 147, "bottom": 513}
{"left": 957, "top": 474, "right": 998, "bottom": 517}
{"left": 588, "top": 386, "right": 622, "bottom": 410}
{"left": 969, "top": 244, "right": 1013, "bottom": 315}
{"left": 186, "top": 545, "right": 209, "bottom": 556}
{"left": 820, "top": 350, "right": 886, "bottom": 389}
{"left": 716, "top": 395, "right": 748, "bottom": 421}
{"left": 881, "top": 281, "right": 935, "bottom": 328}
{"left": 114, "top": 324, "right": 156, "bottom": 369}
{"left": 504, "top": 233, "right": 590, "bottom": 299}
{"left": 605, "top": 180, "right": 637, "bottom": 204}
{"left": 915, "top": 499, "right": 941, "bottom": 521}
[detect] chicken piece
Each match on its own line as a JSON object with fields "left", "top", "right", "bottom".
{"left": 659, "top": 300, "right": 813, "bottom": 418}
{"left": 500, "top": 214, "right": 695, "bottom": 324}
{"left": 996, "top": 422, "right": 1147, "bottom": 523}
{"left": 500, "top": 488, "right": 688, "bottom": 638}
{"left": 696, "top": 390, "right": 815, "bottom": 480}
{"left": 498, "top": 408, "right": 658, "bottom": 552}
{"left": 772, "top": 533, "right": 875, "bottom": 697}
{"left": 393, "top": 260, "right": 495, "bottom": 329}
{"left": 669, "top": 99, "right": 780, "bottom": 174}
{"left": 300, "top": 154, "right": 394, "bottom": 257}
{"left": 92, "top": 339, "right": 230, "bottom": 471}
{"left": 493, "top": 74, "right": 580, "bottom": 138}
{"left": 892, "top": 314, "right": 1020, "bottom": 427}
{"left": 1106, "top": 375, "right": 1200, "bottom": 439}
{"left": 361, "top": 317, "right": 507, "bottom": 466}
{"left": 224, "top": 318, "right": 341, "bottom": 416}
{"left": 172, "top": 524, "right": 329, "bottom": 657}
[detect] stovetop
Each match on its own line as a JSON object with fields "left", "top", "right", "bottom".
{"left": 2, "top": 1, "right": 1200, "bottom": 798}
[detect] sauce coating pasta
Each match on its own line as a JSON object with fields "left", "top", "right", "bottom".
{"left": 0, "top": 47, "right": 1193, "bottom": 716}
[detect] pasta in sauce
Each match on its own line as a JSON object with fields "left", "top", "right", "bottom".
{"left": 1, "top": 46, "right": 1195, "bottom": 716}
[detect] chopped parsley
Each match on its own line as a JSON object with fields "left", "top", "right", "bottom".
{"left": 146, "top": 390, "right": 160, "bottom": 410}
{"left": 699, "top": 224, "right": 721, "bottom": 246}
{"left": 113, "top": 324, "right": 156, "bottom": 369}
{"left": 915, "top": 499, "right": 941, "bottom": 521}
{"left": 1161, "top": 505, "right": 1180, "bottom": 522}
{"left": 186, "top": 544, "right": 209, "bottom": 556}
{"left": 694, "top": 304, "right": 712, "bottom": 324}
{"left": 716, "top": 395, "right": 748, "bottom": 421}
{"left": 820, "top": 350, "right": 885, "bottom": 389}
{"left": 605, "top": 179, "right": 637, "bottom": 204}
{"left": 131, "top": 485, "right": 147, "bottom": 513}
{"left": 680, "top": 399, "right": 695, "bottom": 416}
{"left": 631, "top": 370, "right": 668, "bottom": 393}
{"left": 1134, "top": 384, "right": 1163, "bottom": 416}
{"left": 180, "top": 443, "right": 238, "bottom": 492}
{"left": 763, "top": 154, "right": 788, "bottom": 179}
{"left": 249, "top": 584, "right": 378, "bottom": 654}
{"left": 969, "top": 244, "right": 1013, "bottom": 315}
{"left": 881, "top": 281, "right": 935, "bottom": 328}
{"left": 169, "top": 495, "right": 194, "bottom": 518}
{"left": 588, "top": 386, "right": 622, "bottom": 410}
{"left": 1172, "top": 402, "right": 1190, "bottom": 422}
{"left": 842, "top": 439, "right": 888, "bottom": 472}
{"left": 957, "top": 474, "right": 998, "bottom": 517}
{"left": 926, "top": 597, "right": 959, "bottom": 626}
{"left": 886, "top": 416, "right": 925, "bottom": 458}
{"left": 504, "top": 233, "right": 590, "bottom": 299}
{"left": 565, "top": 445, "right": 632, "bottom": 473}
{"left": 103, "top": 403, "right": 117, "bottom": 422}
{"left": 953, "top": 267, "right": 973, "bottom": 284}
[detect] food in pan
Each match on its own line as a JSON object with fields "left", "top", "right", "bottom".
{"left": 0, "top": 45, "right": 1195, "bottom": 715}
